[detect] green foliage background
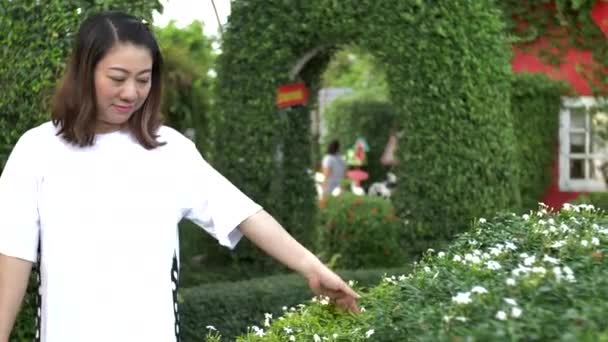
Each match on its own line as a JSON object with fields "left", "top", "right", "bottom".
{"left": 511, "top": 73, "right": 569, "bottom": 211}
{"left": 156, "top": 20, "right": 217, "bottom": 154}
{"left": 213, "top": 0, "right": 520, "bottom": 266}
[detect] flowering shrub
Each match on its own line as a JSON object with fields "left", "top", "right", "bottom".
{"left": 316, "top": 193, "right": 407, "bottom": 269}
{"left": 222, "top": 204, "right": 608, "bottom": 341}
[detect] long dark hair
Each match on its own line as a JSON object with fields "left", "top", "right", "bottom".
{"left": 52, "top": 11, "right": 165, "bottom": 149}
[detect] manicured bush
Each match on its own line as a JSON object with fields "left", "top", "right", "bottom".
{"left": 179, "top": 267, "right": 408, "bottom": 342}
{"left": 511, "top": 73, "right": 569, "bottom": 212}
{"left": 316, "top": 193, "right": 408, "bottom": 269}
{"left": 235, "top": 204, "right": 608, "bottom": 341}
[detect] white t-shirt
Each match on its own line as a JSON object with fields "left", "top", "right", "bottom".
{"left": 0, "top": 122, "right": 262, "bottom": 342}
{"left": 321, "top": 154, "right": 346, "bottom": 195}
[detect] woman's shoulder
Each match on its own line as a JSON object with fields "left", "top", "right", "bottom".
{"left": 157, "top": 125, "right": 192, "bottom": 144}
{"left": 17, "top": 121, "right": 60, "bottom": 147}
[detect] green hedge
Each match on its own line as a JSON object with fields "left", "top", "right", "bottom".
{"left": 511, "top": 73, "right": 568, "bottom": 211}
{"left": 316, "top": 193, "right": 407, "bottom": 269}
{"left": 237, "top": 205, "right": 608, "bottom": 341}
{"left": 323, "top": 94, "right": 397, "bottom": 185}
{"left": 180, "top": 267, "right": 408, "bottom": 341}
{"left": 573, "top": 193, "right": 608, "bottom": 211}
{"left": 214, "top": 0, "right": 520, "bottom": 270}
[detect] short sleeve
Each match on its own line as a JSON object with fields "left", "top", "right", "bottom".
{"left": 0, "top": 132, "right": 41, "bottom": 262}
{"left": 180, "top": 141, "right": 262, "bottom": 249}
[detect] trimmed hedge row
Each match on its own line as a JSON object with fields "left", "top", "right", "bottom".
{"left": 237, "top": 204, "right": 608, "bottom": 341}
{"left": 179, "top": 267, "right": 408, "bottom": 341}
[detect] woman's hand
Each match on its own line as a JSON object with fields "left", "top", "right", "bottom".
{"left": 306, "top": 263, "right": 361, "bottom": 313}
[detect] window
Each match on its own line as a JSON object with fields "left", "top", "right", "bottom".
{"left": 559, "top": 97, "right": 608, "bottom": 192}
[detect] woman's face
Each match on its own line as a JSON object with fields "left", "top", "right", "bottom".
{"left": 94, "top": 43, "right": 153, "bottom": 133}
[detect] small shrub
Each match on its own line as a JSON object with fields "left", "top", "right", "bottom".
{"left": 179, "top": 267, "right": 407, "bottom": 342}
{"left": 235, "top": 204, "right": 608, "bottom": 341}
{"left": 316, "top": 193, "right": 408, "bottom": 269}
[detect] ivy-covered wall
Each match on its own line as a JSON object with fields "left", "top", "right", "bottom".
{"left": 213, "top": 0, "right": 521, "bottom": 262}
{"left": 500, "top": 0, "right": 608, "bottom": 94}
{"left": 511, "top": 74, "right": 569, "bottom": 211}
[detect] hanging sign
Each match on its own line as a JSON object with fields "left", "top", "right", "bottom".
{"left": 276, "top": 83, "right": 309, "bottom": 108}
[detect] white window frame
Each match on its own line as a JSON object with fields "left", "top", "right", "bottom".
{"left": 559, "top": 96, "right": 608, "bottom": 192}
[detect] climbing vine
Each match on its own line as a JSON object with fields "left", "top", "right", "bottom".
{"left": 500, "top": 0, "right": 608, "bottom": 94}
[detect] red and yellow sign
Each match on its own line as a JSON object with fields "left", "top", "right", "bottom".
{"left": 276, "top": 83, "right": 309, "bottom": 108}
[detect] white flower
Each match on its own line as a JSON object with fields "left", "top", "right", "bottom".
{"left": 471, "top": 286, "right": 488, "bottom": 294}
{"left": 505, "top": 241, "right": 517, "bottom": 250}
{"left": 495, "top": 310, "right": 507, "bottom": 320}
{"left": 264, "top": 313, "right": 272, "bottom": 319}
{"left": 465, "top": 253, "right": 481, "bottom": 264}
{"left": 427, "top": 248, "right": 435, "bottom": 253}
{"left": 452, "top": 291, "right": 472, "bottom": 304}
{"left": 289, "top": 336, "right": 296, "bottom": 342}
{"left": 424, "top": 266, "right": 432, "bottom": 273}
{"left": 549, "top": 226, "right": 557, "bottom": 233}
{"left": 453, "top": 255, "right": 463, "bottom": 262}
{"left": 438, "top": 251, "right": 446, "bottom": 258}
{"left": 333, "top": 334, "right": 338, "bottom": 338}
{"left": 284, "top": 327, "right": 293, "bottom": 334}
{"left": 361, "top": 306, "right": 366, "bottom": 312}
{"left": 320, "top": 296, "right": 330, "bottom": 305}
{"left": 519, "top": 252, "right": 530, "bottom": 259}
{"left": 523, "top": 214, "right": 530, "bottom": 220}
{"left": 479, "top": 218, "right": 487, "bottom": 224}
{"left": 503, "top": 298, "right": 518, "bottom": 306}
{"left": 511, "top": 307, "right": 522, "bottom": 318}
{"left": 398, "top": 275, "right": 407, "bottom": 281}
{"left": 523, "top": 255, "right": 536, "bottom": 266}
{"left": 455, "top": 316, "right": 468, "bottom": 322}
{"left": 548, "top": 218, "right": 555, "bottom": 225}
{"left": 443, "top": 315, "right": 451, "bottom": 323}
{"left": 532, "top": 266, "right": 547, "bottom": 275}
{"left": 348, "top": 280, "right": 355, "bottom": 287}
{"left": 563, "top": 203, "right": 573, "bottom": 211}
{"left": 282, "top": 306, "right": 288, "bottom": 311}
{"left": 206, "top": 325, "right": 217, "bottom": 331}
{"left": 553, "top": 266, "right": 563, "bottom": 282}
{"left": 486, "top": 260, "right": 502, "bottom": 270}
{"left": 560, "top": 223, "right": 571, "bottom": 233}
{"left": 489, "top": 247, "right": 502, "bottom": 256}
{"left": 592, "top": 237, "right": 600, "bottom": 246}
{"left": 538, "top": 219, "right": 547, "bottom": 225}
{"left": 314, "top": 334, "right": 321, "bottom": 342}
{"left": 506, "top": 278, "right": 516, "bottom": 286}
{"left": 543, "top": 255, "right": 560, "bottom": 265}
{"left": 581, "top": 240, "right": 589, "bottom": 247}
{"left": 473, "top": 249, "right": 482, "bottom": 256}
{"left": 251, "top": 326, "right": 265, "bottom": 337}
{"left": 550, "top": 240, "right": 566, "bottom": 249}
{"left": 365, "top": 329, "right": 375, "bottom": 338}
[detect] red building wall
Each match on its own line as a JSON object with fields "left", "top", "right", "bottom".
{"left": 510, "top": 1, "right": 608, "bottom": 209}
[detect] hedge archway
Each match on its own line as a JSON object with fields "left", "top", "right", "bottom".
{"left": 213, "top": 0, "right": 521, "bottom": 260}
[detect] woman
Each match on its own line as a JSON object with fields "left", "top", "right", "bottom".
{"left": 320, "top": 139, "right": 346, "bottom": 203}
{"left": 0, "top": 11, "right": 358, "bottom": 342}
